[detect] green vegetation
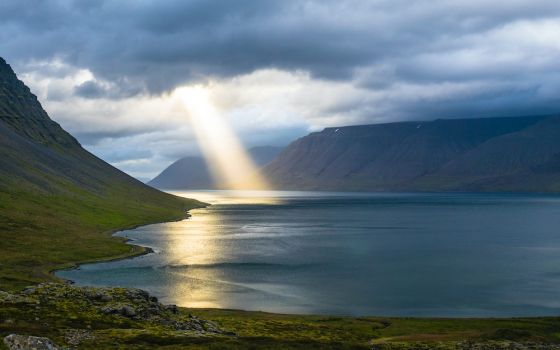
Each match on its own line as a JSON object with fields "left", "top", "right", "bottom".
{"left": 0, "top": 186, "right": 202, "bottom": 291}
{"left": 0, "top": 57, "right": 204, "bottom": 290}
{"left": 186, "top": 309, "right": 560, "bottom": 349}
{"left": 1, "top": 284, "right": 560, "bottom": 349}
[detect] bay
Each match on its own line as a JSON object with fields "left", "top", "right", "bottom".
{"left": 56, "top": 191, "right": 560, "bottom": 317}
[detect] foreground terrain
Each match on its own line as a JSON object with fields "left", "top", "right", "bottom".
{"left": 1, "top": 283, "right": 560, "bottom": 349}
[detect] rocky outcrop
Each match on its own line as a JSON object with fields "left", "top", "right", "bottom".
{"left": 3, "top": 334, "right": 61, "bottom": 350}
{"left": 0, "top": 283, "right": 228, "bottom": 348}
{"left": 13, "top": 283, "right": 224, "bottom": 334}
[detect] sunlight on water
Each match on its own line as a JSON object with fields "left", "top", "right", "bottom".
{"left": 57, "top": 191, "right": 560, "bottom": 316}
{"left": 175, "top": 86, "right": 269, "bottom": 190}
{"left": 163, "top": 210, "right": 224, "bottom": 308}
{"left": 171, "top": 190, "right": 286, "bottom": 205}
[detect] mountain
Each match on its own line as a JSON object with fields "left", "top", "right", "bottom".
{"left": 262, "top": 115, "right": 560, "bottom": 192}
{"left": 0, "top": 57, "right": 203, "bottom": 289}
{"left": 148, "top": 145, "right": 283, "bottom": 189}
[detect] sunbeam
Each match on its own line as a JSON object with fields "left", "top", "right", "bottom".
{"left": 175, "top": 86, "right": 269, "bottom": 190}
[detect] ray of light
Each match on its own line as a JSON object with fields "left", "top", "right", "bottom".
{"left": 175, "top": 86, "right": 269, "bottom": 190}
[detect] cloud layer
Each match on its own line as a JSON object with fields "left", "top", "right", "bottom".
{"left": 2, "top": 0, "right": 560, "bottom": 178}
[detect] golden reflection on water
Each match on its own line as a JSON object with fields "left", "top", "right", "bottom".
{"left": 171, "top": 190, "right": 284, "bottom": 205}
{"left": 162, "top": 190, "right": 286, "bottom": 307}
{"left": 163, "top": 207, "right": 224, "bottom": 308}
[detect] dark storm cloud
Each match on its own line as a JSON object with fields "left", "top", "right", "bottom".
{"left": 2, "top": 0, "right": 560, "bottom": 131}
{"left": 74, "top": 80, "right": 143, "bottom": 99}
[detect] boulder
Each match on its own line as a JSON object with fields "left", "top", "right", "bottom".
{"left": 3, "top": 334, "right": 61, "bottom": 350}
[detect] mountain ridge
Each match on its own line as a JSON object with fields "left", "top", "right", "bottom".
{"left": 262, "top": 115, "right": 560, "bottom": 192}
{"left": 149, "top": 145, "right": 283, "bottom": 189}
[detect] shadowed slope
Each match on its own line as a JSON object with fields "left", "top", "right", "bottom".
{"left": 149, "top": 146, "right": 283, "bottom": 189}
{"left": 263, "top": 115, "right": 560, "bottom": 192}
{"left": 0, "top": 57, "right": 204, "bottom": 289}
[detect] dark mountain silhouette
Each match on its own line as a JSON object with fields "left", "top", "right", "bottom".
{"left": 262, "top": 116, "right": 560, "bottom": 192}
{"left": 148, "top": 146, "right": 283, "bottom": 189}
{"left": 0, "top": 56, "right": 199, "bottom": 206}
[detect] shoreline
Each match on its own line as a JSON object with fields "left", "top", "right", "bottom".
{"left": 17, "top": 194, "right": 560, "bottom": 348}
{"left": 50, "top": 193, "right": 560, "bottom": 320}
{"left": 50, "top": 206, "right": 205, "bottom": 283}
{"left": 49, "top": 200, "right": 559, "bottom": 321}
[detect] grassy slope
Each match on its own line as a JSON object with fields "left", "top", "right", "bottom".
{"left": 190, "top": 309, "right": 560, "bottom": 349}
{"left": 0, "top": 187, "right": 202, "bottom": 291}
{"left": 0, "top": 57, "right": 204, "bottom": 290}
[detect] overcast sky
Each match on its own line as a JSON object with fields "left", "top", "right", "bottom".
{"left": 2, "top": 0, "right": 560, "bottom": 180}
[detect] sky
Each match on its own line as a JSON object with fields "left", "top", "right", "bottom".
{"left": 2, "top": 0, "right": 560, "bottom": 180}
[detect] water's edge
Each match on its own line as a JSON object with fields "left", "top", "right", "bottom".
{"left": 51, "top": 210, "right": 198, "bottom": 283}
{"left": 54, "top": 191, "right": 560, "bottom": 317}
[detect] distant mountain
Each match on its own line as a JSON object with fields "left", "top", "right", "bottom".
{"left": 148, "top": 146, "right": 283, "bottom": 189}
{"left": 0, "top": 57, "right": 202, "bottom": 288}
{"left": 262, "top": 116, "right": 560, "bottom": 192}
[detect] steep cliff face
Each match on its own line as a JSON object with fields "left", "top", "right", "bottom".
{"left": 0, "top": 57, "right": 202, "bottom": 288}
{"left": 0, "top": 57, "right": 79, "bottom": 149}
{"left": 0, "top": 57, "right": 193, "bottom": 199}
{"left": 262, "top": 115, "right": 560, "bottom": 192}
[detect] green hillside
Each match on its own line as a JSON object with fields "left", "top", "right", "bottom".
{"left": 0, "top": 57, "right": 204, "bottom": 290}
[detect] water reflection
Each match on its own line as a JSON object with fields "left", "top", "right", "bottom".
{"left": 57, "top": 191, "right": 560, "bottom": 316}
{"left": 171, "top": 190, "right": 286, "bottom": 205}
{"left": 163, "top": 208, "right": 224, "bottom": 308}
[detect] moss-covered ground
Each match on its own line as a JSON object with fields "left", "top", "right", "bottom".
{"left": 2, "top": 285, "right": 560, "bottom": 350}
{"left": 0, "top": 187, "right": 204, "bottom": 291}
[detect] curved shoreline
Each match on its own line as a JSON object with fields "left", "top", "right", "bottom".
{"left": 50, "top": 208, "right": 203, "bottom": 283}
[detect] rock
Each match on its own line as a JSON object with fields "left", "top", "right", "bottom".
{"left": 0, "top": 291, "right": 33, "bottom": 304}
{"left": 2, "top": 283, "right": 226, "bottom": 337}
{"left": 165, "top": 304, "right": 178, "bottom": 314}
{"left": 120, "top": 305, "right": 136, "bottom": 317}
{"left": 93, "top": 291, "right": 112, "bottom": 302}
{"left": 21, "top": 287, "right": 36, "bottom": 295}
{"left": 0, "top": 291, "right": 14, "bottom": 302}
{"left": 100, "top": 305, "right": 118, "bottom": 314}
{"left": 125, "top": 288, "right": 149, "bottom": 301}
{"left": 3, "top": 334, "right": 61, "bottom": 350}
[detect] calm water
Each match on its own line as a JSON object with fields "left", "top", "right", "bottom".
{"left": 57, "top": 191, "right": 560, "bottom": 317}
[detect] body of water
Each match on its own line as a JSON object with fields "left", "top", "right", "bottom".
{"left": 57, "top": 191, "right": 560, "bottom": 317}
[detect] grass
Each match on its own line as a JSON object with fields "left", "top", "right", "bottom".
{"left": 0, "top": 184, "right": 203, "bottom": 291}
{"left": 2, "top": 295, "right": 560, "bottom": 350}
{"left": 183, "top": 309, "right": 560, "bottom": 348}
